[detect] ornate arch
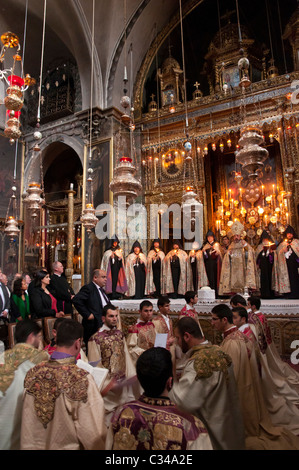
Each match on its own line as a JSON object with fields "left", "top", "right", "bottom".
{"left": 133, "top": 0, "right": 204, "bottom": 118}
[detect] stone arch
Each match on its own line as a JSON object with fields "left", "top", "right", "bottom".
{"left": 24, "top": 134, "right": 84, "bottom": 191}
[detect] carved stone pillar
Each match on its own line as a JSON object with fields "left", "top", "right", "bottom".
{"left": 65, "top": 188, "right": 76, "bottom": 285}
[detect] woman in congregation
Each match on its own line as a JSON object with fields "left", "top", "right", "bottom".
{"left": 10, "top": 276, "right": 31, "bottom": 322}
{"left": 29, "top": 269, "right": 65, "bottom": 319}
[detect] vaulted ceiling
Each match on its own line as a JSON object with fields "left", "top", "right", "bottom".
{"left": 0, "top": 0, "right": 297, "bottom": 114}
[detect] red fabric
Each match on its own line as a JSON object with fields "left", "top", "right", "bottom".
{"left": 48, "top": 293, "right": 58, "bottom": 313}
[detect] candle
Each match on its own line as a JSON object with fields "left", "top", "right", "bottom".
{"left": 78, "top": 256, "right": 81, "bottom": 269}
{"left": 261, "top": 185, "right": 265, "bottom": 196}
{"left": 70, "top": 183, "right": 74, "bottom": 190}
{"left": 286, "top": 212, "right": 289, "bottom": 224}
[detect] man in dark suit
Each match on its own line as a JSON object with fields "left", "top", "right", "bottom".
{"left": 0, "top": 271, "right": 10, "bottom": 349}
{"left": 0, "top": 273, "right": 10, "bottom": 323}
{"left": 49, "top": 261, "right": 74, "bottom": 314}
{"left": 72, "top": 269, "right": 109, "bottom": 352}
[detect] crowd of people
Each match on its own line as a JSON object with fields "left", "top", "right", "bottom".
{"left": 0, "top": 222, "right": 298, "bottom": 330}
{"left": 1, "top": 273, "right": 299, "bottom": 450}
{"left": 0, "top": 224, "right": 298, "bottom": 451}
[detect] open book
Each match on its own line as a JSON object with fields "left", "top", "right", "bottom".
{"left": 154, "top": 333, "right": 168, "bottom": 349}
{"left": 76, "top": 359, "right": 109, "bottom": 391}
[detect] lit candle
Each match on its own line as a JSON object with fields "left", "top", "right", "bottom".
{"left": 262, "top": 185, "right": 265, "bottom": 196}
{"left": 78, "top": 256, "right": 81, "bottom": 269}
{"left": 272, "top": 184, "right": 275, "bottom": 195}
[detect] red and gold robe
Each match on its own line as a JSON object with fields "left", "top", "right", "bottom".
{"left": 126, "top": 320, "right": 156, "bottom": 365}
{"left": 88, "top": 325, "right": 141, "bottom": 420}
{"left": 106, "top": 394, "right": 212, "bottom": 450}
{"left": 179, "top": 305, "right": 204, "bottom": 336}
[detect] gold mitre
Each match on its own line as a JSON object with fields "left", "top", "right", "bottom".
{"left": 230, "top": 220, "right": 244, "bottom": 236}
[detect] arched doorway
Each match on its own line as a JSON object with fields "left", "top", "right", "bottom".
{"left": 23, "top": 142, "right": 83, "bottom": 275}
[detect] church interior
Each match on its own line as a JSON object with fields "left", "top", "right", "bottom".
{"left": 0, "top": 0, "right": 299, "bottom": 358}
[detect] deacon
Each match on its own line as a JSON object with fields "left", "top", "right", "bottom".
{"left": 100, "top": 235, "right": 128, "bottom": 300}
{"left": 169, "top": 317, "right": 245, "bottom": 450}
{"left": 0, "top": 320, "right": 49, "bottom": 450}
{"left": 145, "top": 239, "right": 165, "bottom": 297}
{"left": 125, "top": 241, "right": 147, "bottom": 299}
{"left": 21, "top": 319, "right": 106, "bottom": 450}
{"left": 106, "top": 347, "right": 213, "bottom": 450}
{"left": 163, "top": 240, "right": 191, "bottom": 298}
{"left": 247, "top": 296, "right": 299, "bottom": 410}
{"left": 255, "top": 230, "right": 275, "bottom": 299}
{"left": 218, "top": 221, "right": 257, "bottom": 296}
{"left": 273, "top": 225, "right": 299, "bottom": 299}
{"left": 88, "top": 304, "right": 140, "bottom": 422}
{"left": 126, "top": 300, "right": 156, "bottom": 366}
{"left": 211, "top": 304, "right": 299, "bottom": 450}
{"left": 201, "top": 229, "right": 222, "bottom": 298}
{"left": 233, "top": 302, "right": 299, "bottom": 434}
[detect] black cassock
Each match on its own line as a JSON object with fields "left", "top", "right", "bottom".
{"left": 190, "top": 255, "right": 197, "bottom": 291}
{"left": 109, "top": 254, "right": 123, "bottom": 299}
{"left": 133, "top": 258, "right": 146, "bottom": 299}
{"left": 257, "top": 249, "right": 274, "bottom": 299}
{"left": 203, "top": 248, "right": 219, "bottom": 297}
{"left": 152, "top": 256, "right": 162, "bottom": 296}
{"left": 285, "top": 247, "right": 299, "bottom": 299}
{"left": 170, "top": 255, "right": 181, "bottom": 299}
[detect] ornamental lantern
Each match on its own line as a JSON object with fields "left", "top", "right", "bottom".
{"left": 4, "top": 75, "right": 24, "bottom": 111}
{"left": 235, "top": 125, "right": 268, "bottom": 180}
{"left": 23, "top": 182, "right": 45, "bottom": 217}
{"left": 109, "top": 156, "right": 142, "bottom": 203}
{"left": 4, "top": 110, "right": 21, "bottom": 140}
{"left": 80, "top": 203, "right": 98, "bottom": 233}
{"left": 4, "top": 215, "right": 20, "bottom": 239}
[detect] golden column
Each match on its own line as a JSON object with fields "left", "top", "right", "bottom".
{"left": 65, "top": 185, "right": 76, "bottom": 285}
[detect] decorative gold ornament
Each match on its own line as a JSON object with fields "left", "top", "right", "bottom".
{"left": 23, "top": 182, "right": 45, "bottom": 215}
{"left": 109, "top": 156, "right": 142, "bottom": 202}
{"left": 4, "top": 216, "right": 20, "bottom": 239}
{"left": 4, "top": 111, "right": 22, "bottom": 140}
{"left": 236, "top": 125, "right": 268, "bottom": 179}
{"left": 80, "top": 203, "right": 98, "bottom": 233}
{"left": 0, "top": 32, "right": 19, "bottom": 61}
{"left": 4, "top": 75, "right": 24, "bottom": 111}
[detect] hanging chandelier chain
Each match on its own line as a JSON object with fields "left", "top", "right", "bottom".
{"left": 179, "top": 0, "right": 189, "bottom": 132}
{"left": 37, "top": 0, "right": 47, "bottom": 123}
{"left": 21, "top": 0, "right": 29, "bottom": 77}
